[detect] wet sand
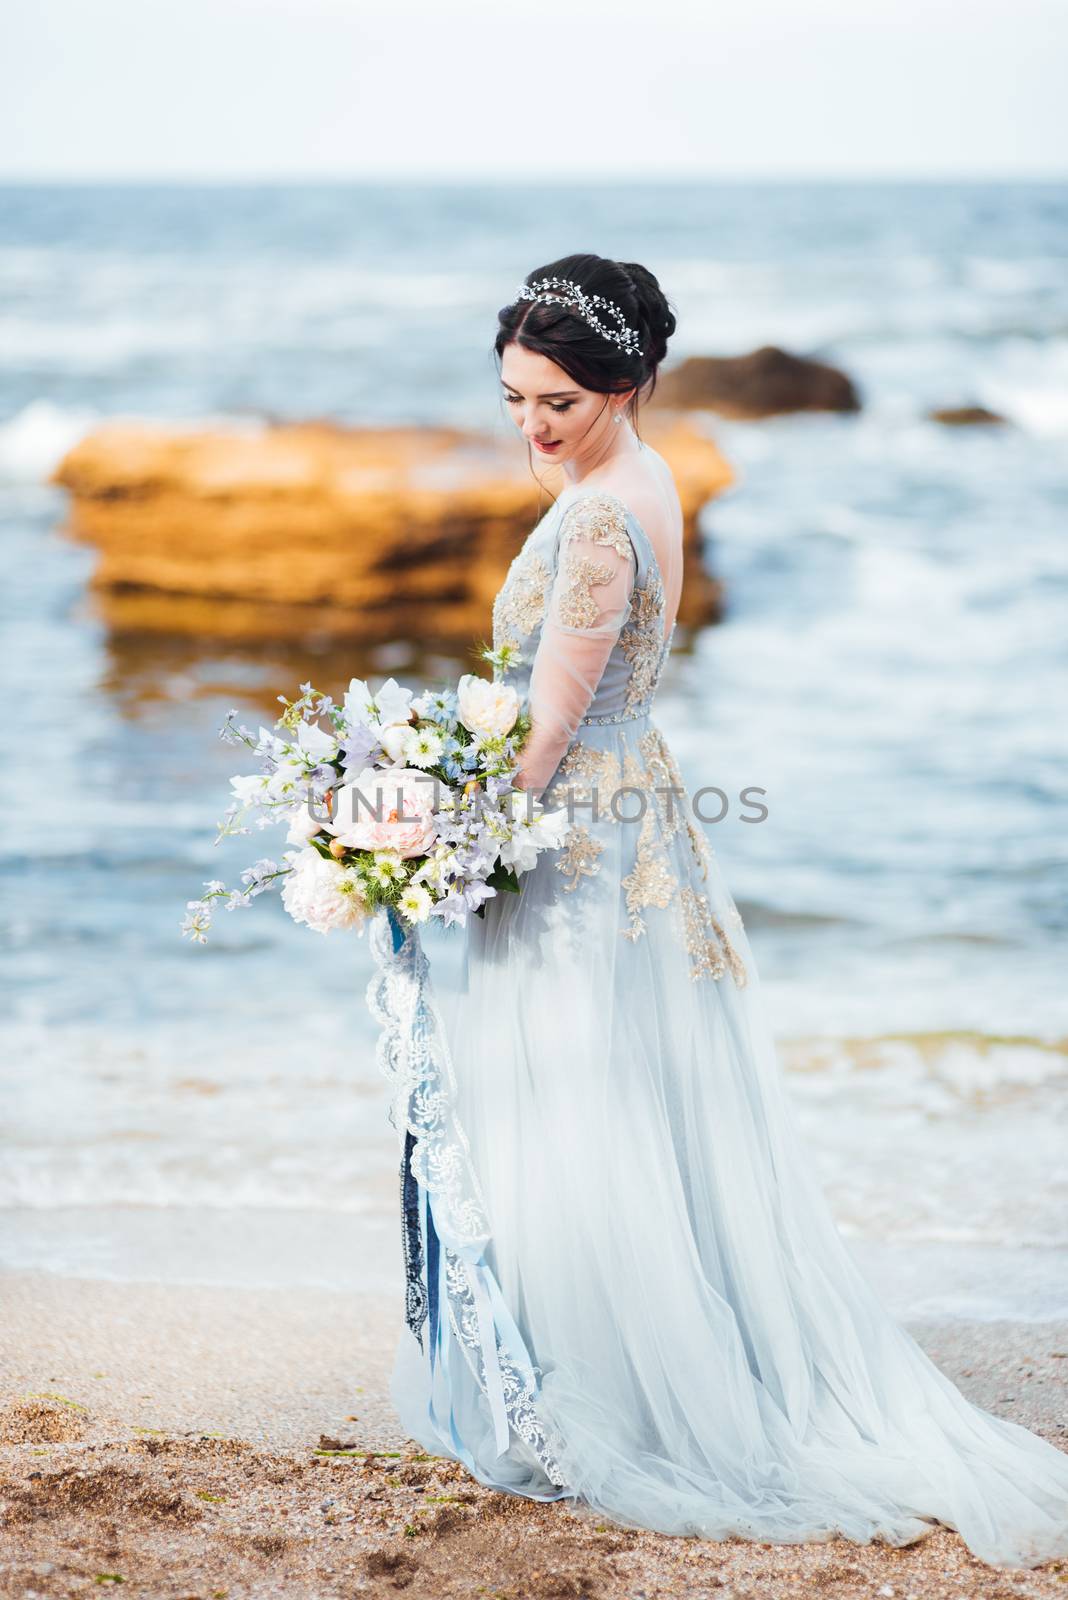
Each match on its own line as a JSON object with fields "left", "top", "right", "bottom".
{"left": 2, "top": 1270, "right": 1067, "bottom": 1598}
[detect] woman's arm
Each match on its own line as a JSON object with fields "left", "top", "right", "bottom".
{"left": 516, "top": 507, "right": 636, "bottom": 793}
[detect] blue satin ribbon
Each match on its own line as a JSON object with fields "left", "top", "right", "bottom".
{"left": 425, "top": 1179, "right": 440, "bottom": 1375}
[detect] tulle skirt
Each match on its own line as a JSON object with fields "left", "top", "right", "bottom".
{"left": 388, "top": 714, "right": 1068, "bottom": 1569}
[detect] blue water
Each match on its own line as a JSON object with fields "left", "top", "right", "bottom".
{"left": 1, "top": 182, "right": 1066, "bottom": 1309}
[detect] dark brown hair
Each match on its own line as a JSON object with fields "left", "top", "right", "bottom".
{"left": 494, "top": 253, "right": 677, "bottom": 429}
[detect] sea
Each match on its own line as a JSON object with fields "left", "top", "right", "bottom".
{"left": 1, "top": 180, "right": 1065, "bottom": 1323}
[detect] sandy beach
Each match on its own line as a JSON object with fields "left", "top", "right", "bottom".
{"left": 3, "top": 1268, "right": 1067, "bottom": 1599}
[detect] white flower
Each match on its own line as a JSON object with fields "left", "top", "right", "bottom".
{"left": 280, "top": 847, "right": 368, "bottom": 935}
{"left": 531, "top": 803, "right": 571, "bottom": 849}
{"left": 456, "top": 674, "right": 519, "bottom": 739}
{"left": 369, "top": 850, "right": 406, "bottom": 886}
{"left": 379, "top": 722, "right": 415, "bottom": 763}
{"left": 285, "top": 804, "right": 324, "bottom": 845}
{"left": 265, "top": 757, "right": 307, "bottom": 803}
{"left": 397, "top": 883, "right": 433, "bottom": 924}
{"left": 295, "top": 719, "right": 339, "bottom": 763}
{"left": 256, "top": 726, "right": 286, "bottom": 761}
{"left": 375, "top": 678, "right": 415, "bottom": 727}
{"left": 498, "top": 831, "right": 538, "bottom": 874}
{"left": 327, "top": 767, "right": 439, "bottom": 856}
{"left": 498, "top": 795, "right": 571, "bottom": 873}
{"left": 343, "top": 675, "right": 412, "bottom": 730}
{"left": 230, "top": 772, "right": 270, "bottom": 805}
{"left": 411, "top": 844, "right": 453, "bottom": 889}
{"left": 342, "top": 677, "right": 377, "bottom": 728}
{"left": 404, "top": 727, "right": 444, "bottom": 768}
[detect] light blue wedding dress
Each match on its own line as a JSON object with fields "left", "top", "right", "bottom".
{"left": 384, "top": 482, "right": 1068, "bottom": 1569}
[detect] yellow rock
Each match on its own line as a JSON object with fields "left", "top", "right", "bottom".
{"left": 50, "top": 416, "right": 733, "bottom": 644}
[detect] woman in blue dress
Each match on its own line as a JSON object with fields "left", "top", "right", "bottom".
{"left": 386, "top": 253, "right": 1068, "bottom": 1569}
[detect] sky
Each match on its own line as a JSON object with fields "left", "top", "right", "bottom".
{"left": 2, "top": 0, "right": 1067, "bottom": 182}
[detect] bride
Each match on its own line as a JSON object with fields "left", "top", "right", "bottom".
{"left": 387, "top": 253, "right": 1068, "bottom": 1569}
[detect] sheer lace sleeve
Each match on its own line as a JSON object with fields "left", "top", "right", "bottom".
{"left": 516, "top": 495, "right": 636, "bottom": 794}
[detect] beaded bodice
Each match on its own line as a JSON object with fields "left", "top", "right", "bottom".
{"left": 491, "top": 489, "right": 675, "bottom": 725}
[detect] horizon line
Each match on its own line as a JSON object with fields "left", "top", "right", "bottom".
{"left": 1, "top": 170, "right": 1066, "bottom": 188}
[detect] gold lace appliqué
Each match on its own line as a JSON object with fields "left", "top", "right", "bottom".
{"left": 679, "top": 887, "right": 748, "bottom": 986}
{"left": 492, "top": 544, "right": 551, "bottom": 653}
{"left": 555, "top": 824, "right": 604, "bottom": 891}
{"left": 548, "top": 741, "right": 623, "bottom": 813}
{"left": 553, "top": 494, "right": 637, "bottom": 629}
{"left": 620, "top": 570, "right": 666, "bottom": 711}
{"left": 557, "top": 552, "right": 617, "bottom": 628}
{"left": 550, "top": 729, "right": 746, "bottom": 983}
{"left": 559, "top": 492, "right": 634, "bottom": 564}
{"left": 620, "top": 816, "right": 677, "bottom": 941}
{"left": 619, "top": 732, "right": 677, "bottom": 940}
{"left": 640, "top": 725, "right": 713, "bottom": 877}
{"left": 638, "top": 727, "right": 684, "bottom": 841}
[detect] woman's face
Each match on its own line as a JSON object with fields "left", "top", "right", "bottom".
{"left": 500, "top": 343, "right": 620, "bottom": 464}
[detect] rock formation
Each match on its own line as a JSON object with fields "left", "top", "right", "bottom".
{"left": 927, "top": 405, "right": 1007, "bottom": 427}
{"left": 652, "top": 347, "right": 861, "bottom": 418}
{"left": 50, "top": 416, "right": 733, "bottom": 645}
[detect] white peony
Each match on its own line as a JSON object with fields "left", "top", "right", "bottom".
{"left": 280, "top": 847, "right": 368, "bottom": 935}
{"left": 326, "top": 766, "right": 439, "bottom": 857}
{"left": 378, "top": 722, "right": 415, "bottom": 763}
{"left": 456, "top": 674, "right": 519, "bottom": 739}
{"left": 285, "top": 804, "right": 324, "bottom": 845}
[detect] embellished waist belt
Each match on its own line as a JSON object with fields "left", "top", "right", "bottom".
{"left": 579, "top": 703, "right": 653, "bottom": 726}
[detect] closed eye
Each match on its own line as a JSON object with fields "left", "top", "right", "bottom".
{"left": 504, "top": 394, "right": 574, "bottom": 413}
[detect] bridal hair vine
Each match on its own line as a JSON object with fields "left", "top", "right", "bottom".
{"left": 511, "top": 276, "right": 643, "bottom": 360}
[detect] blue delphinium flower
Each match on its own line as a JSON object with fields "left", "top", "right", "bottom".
{"left": 341, "top": 725, "right": 382, "bottom": 772}
{"left": 462, "top": 880, "right": 497, "bottom": 912}
{"left": 240, "top": 859, "right": 283, "bottom": 897}
{"left": 413, "top": 687, "right": 459, "bottom": 725}
{"left": 432, "top": 889, "right": 469, "bottom": 927}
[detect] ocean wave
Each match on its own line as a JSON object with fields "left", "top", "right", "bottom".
{"left": 0, "top": 400, "right": 267, "bottom": 482}
{"left": 0, "top": 1165, "right": 390, "bottom": 1212}
{"left": 980, "top": 380, "right": 1068, "bottom": 437}
{"left": 0, "top": 399, "right": 98, "bottom": 482}
{"left": 782, "top": 1030, "right": 1068, "bottom": 1102}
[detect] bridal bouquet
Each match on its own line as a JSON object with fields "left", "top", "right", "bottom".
{"left": 180, "top": 668, "right": 569, "bottom": 943}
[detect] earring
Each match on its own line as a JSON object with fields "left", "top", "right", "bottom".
{"left": 613, "top": 413, "right": 622, "bottom": 425}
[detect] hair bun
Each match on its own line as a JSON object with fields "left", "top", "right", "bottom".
{"left": 618, "top": 261, "right": 677, "bottom": 369}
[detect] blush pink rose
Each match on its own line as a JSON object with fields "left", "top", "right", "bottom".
{"left": 326, "top": 766, "right": 440, "bottom": 858}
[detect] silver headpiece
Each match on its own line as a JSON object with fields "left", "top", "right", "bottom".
{"left": 511, "top": 276, "right": 643, "bottom": 360}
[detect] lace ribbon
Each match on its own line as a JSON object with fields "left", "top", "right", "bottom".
{"left": 366, "top": 908, "right": 492, "bottom": 1247}
{"left": 365, "top": 907, "right": 571, "bottom": 1489}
